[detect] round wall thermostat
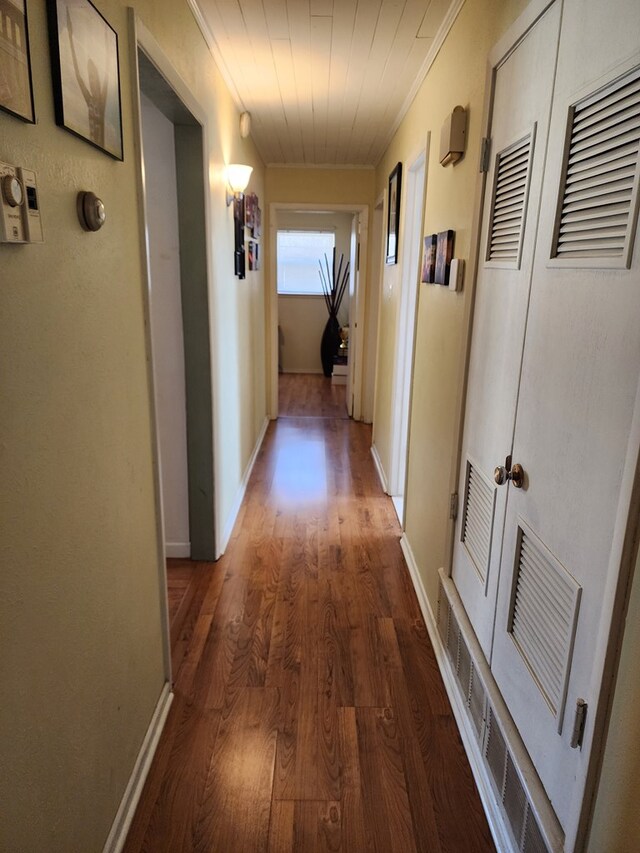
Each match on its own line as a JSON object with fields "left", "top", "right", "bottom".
{"left": 239, "top": 111, "right": 251, "bottom": 139}
{"left": 2, "top": 174, "right": 24, "bottom": 207}
{"left": 77, "top": 191, "right": 106, "bottom": 232}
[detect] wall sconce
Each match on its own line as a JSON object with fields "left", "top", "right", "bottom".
{"left": 226, "top": 164, "right": 252, "bottom": 279}
{"left": 225, "top": 163, "right": 253, "bottom": 206}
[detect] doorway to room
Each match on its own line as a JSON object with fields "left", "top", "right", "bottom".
{"left": 387, "top": 147, "right": 428, "bottom": 526}
{"left": 136, "top": 49, "right": 215, "bottom": 564}
{"left": 269, "top": 203, "right": 370, "bottom": 421}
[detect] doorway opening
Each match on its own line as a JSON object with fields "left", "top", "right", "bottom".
{"left": 269, "top": 203, "right": 369, "bottom": 421}
{"left": 137, "top": 49, "right": 215, "bottom": 564}
{"left": 388, "top": 147, "right": 428, "bottom": 526}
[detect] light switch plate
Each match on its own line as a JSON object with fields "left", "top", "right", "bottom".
{"left": 449, "top": 258, "right": 464, "bottom": 292}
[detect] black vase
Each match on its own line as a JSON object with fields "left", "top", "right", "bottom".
{"left": 320, "top": 313, "right": 341, "bottom": 377}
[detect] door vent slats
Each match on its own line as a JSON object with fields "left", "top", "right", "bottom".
{"left": 437, "top": 581, "right": 561, "bottom": 852}
{"left": 552, "top": 65, "right": 640, "bottom": 265}
{"left": 461, "top": 460, "right": 496, "bottom": 584}
{"left": 508, "top": 523, "right": 581, "bottom": 731}
{"left": 486, "top": 131, "right": 535, "bottom": 266}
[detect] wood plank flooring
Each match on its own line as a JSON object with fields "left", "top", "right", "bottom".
{"left": 279, "top": 373, "right": 348, "bottom": 418}
{"left": 124, "top": 393, "right": 495, "bottom": 852}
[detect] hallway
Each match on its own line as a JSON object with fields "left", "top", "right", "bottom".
{"left": 124, "top": 377, "right": 494, "bottom": 852}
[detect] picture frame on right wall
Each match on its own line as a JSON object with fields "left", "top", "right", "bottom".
{"left": 386, "top": 162, "right": 402, "bottom": 264}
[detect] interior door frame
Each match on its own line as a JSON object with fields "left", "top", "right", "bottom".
{"left": 268, "top": 202, "right": 369, "bottom": 420}
{"left": 387, "top": 143, "right": 429, "bottom": 523}
{"left": 128, "top": 11, "right": 219, "bottom": 679}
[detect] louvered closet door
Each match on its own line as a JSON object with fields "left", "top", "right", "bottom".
{"left": 451, "top": 1, "right": 562, "bottom": 658}
{"left": 490, "top": 0, "right": 640, "bottom": 844}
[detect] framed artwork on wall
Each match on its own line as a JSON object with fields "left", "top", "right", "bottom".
{"left": 0, "top": 0, "right": 36, "bottom": 123}
{"left": 386, "top": 162, "right": 402, "bottom": 264}
{"left": 435, "top": 229, "right": 454, "bottom": 285}
{"left": 46, "top": 0, "right": 123, "bottom": 160}
{"left": 421, "top": 234, "right": 437, "bottom": 283}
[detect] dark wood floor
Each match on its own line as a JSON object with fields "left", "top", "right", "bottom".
{"left": 124, "top": 383, "right": 494, "bottom": 853}
{"left": 279, "top": 372, "right": 349, "bottom": 418}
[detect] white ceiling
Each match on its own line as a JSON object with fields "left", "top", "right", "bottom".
{"left": 190, "top": 0, "right": 458, "bottom": 166}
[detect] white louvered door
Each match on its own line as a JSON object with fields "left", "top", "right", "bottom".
{"left": 489, "top": 0, "right": 640, "bottom": 845}
{"left": 451, "top": 2, "right": 562, "bottom": 658}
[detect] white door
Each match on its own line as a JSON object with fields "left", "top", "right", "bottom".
{"left": 451, "top": 2, "right": 562, "bottom": 655}
{"left": 489, "top": 2, "right": 640, "bottom": 842}
{"left": 389, "top": 150, "right": 426, "bottom": 521}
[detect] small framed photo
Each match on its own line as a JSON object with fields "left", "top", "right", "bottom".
{"left": 435, "top": 230, "right": 455, "bottom": 285}
{"left": 421, "top": 234, "right": 437, "bottom": 283}
{"left": 46, "top": 0, "right": 123, "bottom": 160}
{"left": 248, "top": 240, "right": 258, "bottom": 271}
{"left": 255, "top": 206, "right": 262, "bottom": 238}
{"left": 0, "top": 0, "right": 36, "bottom": 123}
{"left": 386, "top": 162, "right": 402, "bottom": 264}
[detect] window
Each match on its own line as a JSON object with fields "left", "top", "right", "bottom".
{"left": 277, "top": 230, "right": 336, "bottom": 295}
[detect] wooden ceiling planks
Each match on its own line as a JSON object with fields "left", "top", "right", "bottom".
{"left": 193, "top": 0, "right": 455, "bottom": 165}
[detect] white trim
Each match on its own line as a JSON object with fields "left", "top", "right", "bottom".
{"left": 281, "top": 368, "right": 324, "bottom": 375}
{"left": 375, "top": 0, "right": 465, "bottom": 167}
{"left": 102, "top": 683, "right": 173, "bottom": 853}
{"left": 370, "top": 443, "right": 389, "bottom": 494}
{"left": 218, "top": 416, "right": 269, "bottom": 555}
{"left": 165, "top": 542, "right": 191, "bottom": 558}
{"left": 128, "top": 10, "right": 172, "bottom": 681}
{"left": 388, "top": 144, "right": 429, "bottom": 512}
{"left": 489, "top": 0, "right": 557, "bottom": 68}
{"left": 186, "top": 0, "right": 244, "bottom": 110}
{"left": 399, "top": 535, "right": 513, "bottom": 853}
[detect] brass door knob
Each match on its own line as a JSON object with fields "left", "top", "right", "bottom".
{"left": 510, "top": 463, "right": 525, "bottom": 488}
{"left": 494, "top": 466, "right": 508, "bottom": 485}
{"left": 494, "top": 460, "right": 525, "bottom": 488}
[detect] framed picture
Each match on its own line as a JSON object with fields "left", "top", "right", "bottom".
{"left": 46, "top": 0, "right": 123, "bottom": 160}
{"left": 0, "top": 0, "right": 36, "bottom": 122}
{"left": 248, "top": 240, "right": 257, "bottom": 271}
{"left": 421, "top": 234, "right": 437, "bottom": 283}
{"left": 255, "top": 206, "right": 262, "bottom": 238}
{"left": 386, "top": 162, "right": 402, "bottom": 264}
{"left": 435, "top": 230, "right": 455, "bottom": 285}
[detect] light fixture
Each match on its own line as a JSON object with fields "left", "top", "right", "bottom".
{"left": 225, "top": 163, "right": 253, "bottom": 206}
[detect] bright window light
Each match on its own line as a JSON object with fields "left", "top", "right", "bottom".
{"left": 277, "top": 230, "right": 336, "bottom": 296}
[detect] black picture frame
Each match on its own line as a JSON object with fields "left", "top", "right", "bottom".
{"left": 386, "top": 162, "right": 402, "bottom": 264}
{"left": 46, "top": 0, "right": 123, "bottom": 160}
{"left": 0, "top": 0, "right": 36, "bottom": 123}
{"left": 421, "top": 234, "right": 437, "bottom": 283}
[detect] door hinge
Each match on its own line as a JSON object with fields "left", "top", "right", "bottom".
{"left": 449, "top": 492, "right": 459, "bottom": 520}
{"left": 570, "top": 699, "right": 587, "bottom": 749}
{"left": 480, "top": 137, "right": 491, "bottom": 173}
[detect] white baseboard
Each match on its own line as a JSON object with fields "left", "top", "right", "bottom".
{"left": 165, "top": 542, "right": 191, "bottom": 558}
{"left": 282, "top": 368, "right": 324, "bottom": 374}
{"left": 103, "top": 682, "right": 173, "bottom": 853}
{"left": 218, "top": 416, "right": 269, "bottom": 556}
{"left": 399, "top": 534, "right": 513, "bottom": 853}
{"left": 370, "top": 443, "right": 389, "bottom": 493}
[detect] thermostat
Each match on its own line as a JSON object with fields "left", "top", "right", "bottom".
{"left": 0, "top": 162, "right": 26, "bottom": 242}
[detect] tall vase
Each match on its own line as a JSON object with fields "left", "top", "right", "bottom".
{"left": 320, "top": 313, "right": 341, "bottom": 377}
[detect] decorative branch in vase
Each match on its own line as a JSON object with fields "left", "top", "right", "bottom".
{"left": 318, "top": 250, "right": 350, "bottom": 377}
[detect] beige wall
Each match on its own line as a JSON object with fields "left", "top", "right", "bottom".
{"left": 0, "top": 1, "right": 266, "bottom": 850}
{"left": 587, "top": 538, "right": 640, "bottom": 852}
{"left": 372, "top": 0, "right": 529, "bottom": 606}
